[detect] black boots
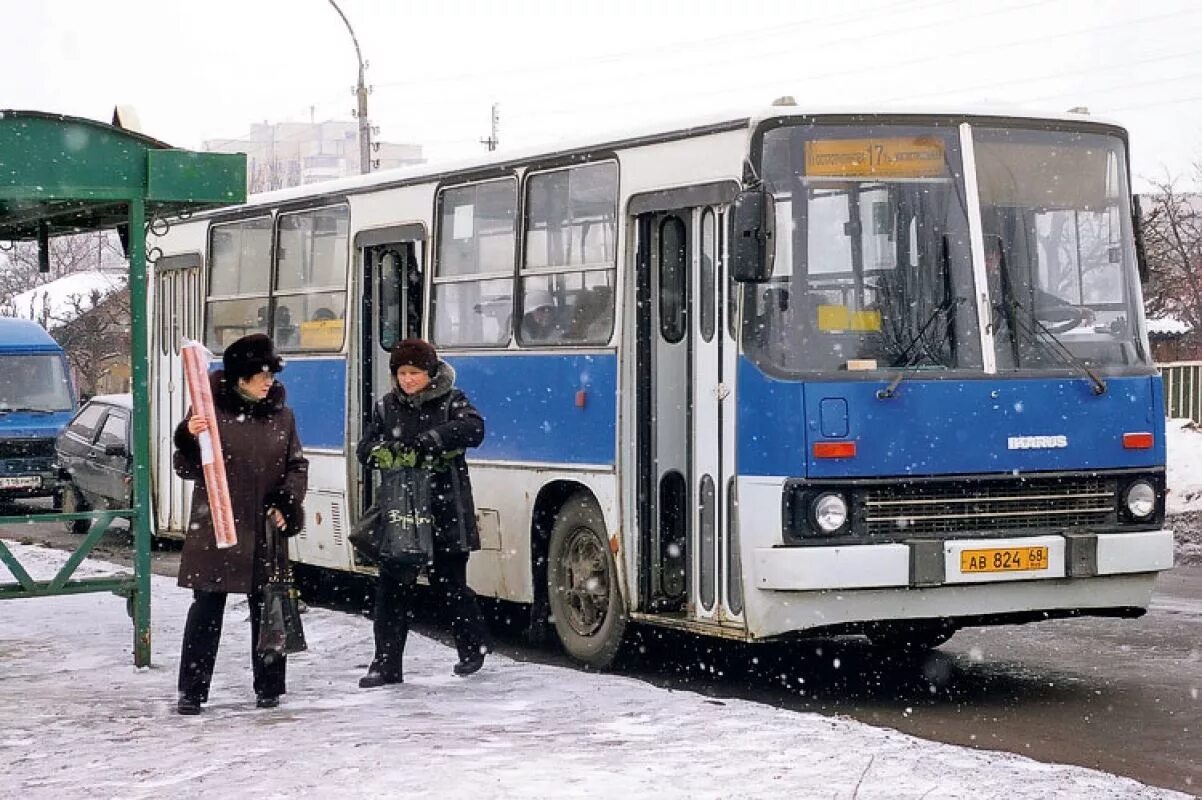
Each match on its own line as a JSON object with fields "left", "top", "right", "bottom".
{"left": 453, "top": 652, "right": 486, "bottom": 677}
{"left": 178, "top": 693, "right": 280, "bottom": 711}
{"left": 358, "top": 670, "right": 403, "bottom": 689}
{"left": 176, "top": 694, "right": 202, "bottom": 715}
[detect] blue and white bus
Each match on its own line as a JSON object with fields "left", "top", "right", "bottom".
{"left": 148, "top": 105, "right": 1173, "bottom": 666}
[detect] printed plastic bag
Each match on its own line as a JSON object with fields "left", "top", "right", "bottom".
{"left": 376, "top": 466, "right": 436, "bottom": 568}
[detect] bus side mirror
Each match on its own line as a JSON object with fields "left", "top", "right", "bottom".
{"left": 730, "top": 188, "right": 776, "bottom": 283}
{"left": 1132, "top": 194, "right": 1149, "bottom": 284}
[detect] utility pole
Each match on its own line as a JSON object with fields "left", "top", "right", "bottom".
{"left": 328, "top": 0, "right": 371, "bottom": 174}
{"left": 481, "top": 102, "right": 500, "bottom": 152}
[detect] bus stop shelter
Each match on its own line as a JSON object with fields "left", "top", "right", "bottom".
{"left": 0, "top": 110, "right": 245, "bottom": 666}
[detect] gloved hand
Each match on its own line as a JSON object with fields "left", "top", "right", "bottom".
{"left": 369, "top": 445, "right": 396, "bottom": 470}
{"left": 413, "top": 431, "right": 440, "bottom": 456}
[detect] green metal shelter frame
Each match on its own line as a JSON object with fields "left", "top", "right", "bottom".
{"left": 0, "top": 110, "right": 245, "bottom": 666}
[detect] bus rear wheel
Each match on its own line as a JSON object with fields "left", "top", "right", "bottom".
{"left": 866, "top": 620, "right": 956, "bottom": 653}
{"left": 547, "top": 493, "right": 627, "bottom": 669}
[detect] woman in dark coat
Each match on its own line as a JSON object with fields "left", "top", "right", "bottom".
{"left": 356, "top": 338, "right": 490, "bottom": 686}
{"left": 173, "top": 334, "right": 308, "bottom": 715}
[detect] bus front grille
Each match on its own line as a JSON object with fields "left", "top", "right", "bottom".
{"left": 861, "top": 477, "right": 1116, "bottom": 536}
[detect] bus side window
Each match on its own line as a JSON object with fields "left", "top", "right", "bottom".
{"left": 565, "top": 286, "right": 614, "bottom": 342}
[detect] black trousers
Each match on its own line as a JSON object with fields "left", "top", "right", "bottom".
{"left": 178, "top": 589, "right": 286, "bottom": 701}
{"left": 370, "top": 551, "right": 491, "bottom": 679}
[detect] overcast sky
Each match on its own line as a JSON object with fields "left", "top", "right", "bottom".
{"left": 4, "top": 0, "right": 1202, "bottom": 190}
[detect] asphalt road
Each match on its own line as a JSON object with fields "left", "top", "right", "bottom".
{"left": 3, "top": 503, "right": 1198, "bottom": 796}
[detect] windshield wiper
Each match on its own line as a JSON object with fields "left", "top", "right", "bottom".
{"left": 0, "top": 406, "right": 59, "bottom": 415}
{"left": 877, "top": 296, "right": 963, "bottom": 400}
{"left": 1004, "top": 300, "right": 1107, "bottom": 396}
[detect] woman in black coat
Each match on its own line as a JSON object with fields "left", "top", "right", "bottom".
{"left": 356, "top": 338, "right": 491, "bottom": 686}
{"left": 173, "top": 334, "right": 308, "bottom": 715}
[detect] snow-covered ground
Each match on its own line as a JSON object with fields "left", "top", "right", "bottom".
{"left": 1167, "top": 418, "right": 1202, "bottom": 515}
{"left": 0, "top": 542, "right": 1187, "bottom": 800}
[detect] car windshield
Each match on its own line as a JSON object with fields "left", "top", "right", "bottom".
{"left": 746, "top": 123, "right": 980, "bottom": 376}
{"left": 0, "top": 354, "right": 73, "bottom": 412}
{"left": 973, "top": 126, "right": 1151, "bottom": 369}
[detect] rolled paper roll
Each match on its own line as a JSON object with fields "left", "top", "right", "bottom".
{"left": 181, "top": 340, "right": 237, "bottom": 549}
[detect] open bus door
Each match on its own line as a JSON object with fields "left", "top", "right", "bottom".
{"left": 355, "top": 225, "right": 425, "bottom": 534}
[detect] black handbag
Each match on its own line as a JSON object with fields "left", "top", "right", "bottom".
{"left": 349, "top": 503, "right": 382, "bottom": 565}
{"left": 256, "top": 522, "right": 307, "bottom": 662}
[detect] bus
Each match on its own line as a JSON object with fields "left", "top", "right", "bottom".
{"left": 0, "top": 317, "right": 76, "bottom": 504}
{"left": 147, "top": 104, "right": 1173, "bottom": 666}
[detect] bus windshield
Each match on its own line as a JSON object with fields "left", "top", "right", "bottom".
{"left": 0, "top": 354, "right": 73, "bottom": 412}
{"left": 747, "top": 123, "right": 980, "bottom": 375}
{"left": 974, "top": 127, "right": 1150, "bottom": 369}
{"left": 747, "top": 121, "right": 1151, "bottom": 377}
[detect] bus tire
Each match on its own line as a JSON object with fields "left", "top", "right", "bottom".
{"left": 866, "top": 620, "right": 955, "bottom": 652}
{"left": 547, "top": 492, "right": 626, "bottom": 669}
{"left": 60, "top": 485, "right": 91, "bottom": 535}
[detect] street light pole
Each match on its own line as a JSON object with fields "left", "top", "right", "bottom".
{"left": 328, "top": 0, "right": 371, "bottom": 174}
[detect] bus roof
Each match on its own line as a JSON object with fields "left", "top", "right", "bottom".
{"left": 0, "top": 318, "right": 61, "bottom": 351}
{"left": 184, "top": 103, "right": 1128, "bottom": 218}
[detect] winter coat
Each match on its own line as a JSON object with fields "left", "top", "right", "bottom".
{"left": 174, "top": 371, "right": 308, "bottom": 594}
{"left": 356, "top": 362, "right": 484, "bottom": 554}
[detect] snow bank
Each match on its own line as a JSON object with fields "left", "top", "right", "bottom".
{"left": 0, "top": 542, "right": 1184, "bottom": 800}
{"left": 1147, "top": 316, "right": 1190, "bottom": 336}
{"left": 5, "top": 271, "right": 126, "bottom": 326}
{"left": 1166, "top": 418, "right": 1202, "bottom": 514}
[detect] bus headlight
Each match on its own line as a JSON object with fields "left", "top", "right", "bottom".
{"left": 812, "top": 492, "right": 849, "bottom": 533}
{"left": 1124, "top": 480, "right": 1156, "bottom": 520}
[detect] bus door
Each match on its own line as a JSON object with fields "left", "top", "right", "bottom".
{"left": 692, "top": 207, "right": 728, "bottom": 622}
{"left": 635, "top": 203, "right": 729, "bottom": 616}
{"left": 151, "top": 255, "right": 202, "bottom": 536}
{"left": 357, "top": 226, "right": 424, "bottom": 517}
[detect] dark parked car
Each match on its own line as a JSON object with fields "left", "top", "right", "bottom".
{"left": 54, "top": 394, "right": 132, "bottom": 533}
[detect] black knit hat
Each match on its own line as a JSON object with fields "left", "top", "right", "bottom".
{"left": 223, "top": 333, "right": 284, "bottom": 381}
{"left": 389, "top": 338, "right": 438, "bottom": 376}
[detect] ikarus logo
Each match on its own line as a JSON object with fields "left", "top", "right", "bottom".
{"left": 1007, "top": 435, "right": 1069, "bottom": 450}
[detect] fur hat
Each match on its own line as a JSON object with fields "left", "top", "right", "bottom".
{"left": 223, "top": 333, "right": 284, "bottom": 381}
{"left": 389, "top": 338, "right": 438, "bottom": 376}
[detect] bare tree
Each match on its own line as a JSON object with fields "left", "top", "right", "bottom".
{"left": 1142, "top": 173, "right": 1202, "bottom": 344}
{"left": 50, "top": 286, "right": 132, "bottom": 396}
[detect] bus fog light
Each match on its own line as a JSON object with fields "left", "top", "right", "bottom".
{"left": 1124, "top": 481, "right": 1156, "bottom": 519}
{"left": 813, "top": 493, "right": 848, "bottom": 533}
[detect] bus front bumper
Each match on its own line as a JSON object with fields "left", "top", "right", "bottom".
{"left": 752, "top": 530, "right": 1174, "bottom": 592}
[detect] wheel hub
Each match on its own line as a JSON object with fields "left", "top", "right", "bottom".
{"left": 559, "top": 526, "right": 610, "bottom": 637}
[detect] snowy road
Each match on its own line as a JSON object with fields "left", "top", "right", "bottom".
{"left": 3, "top": 504, "right": 1200, "bottom": 796}
{"left": 0, "top": 542, "right": 1191, "bottom": 800}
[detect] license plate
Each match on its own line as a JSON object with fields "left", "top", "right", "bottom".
{"left": 960, "top": 546, "right": 1049, "bottom": 573}
{"left": 0, "top": 476, "right": 41, "bottom": 490}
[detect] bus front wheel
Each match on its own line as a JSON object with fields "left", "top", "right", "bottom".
{"left": 547, "top": 493, "right": 627, "bottom": 669}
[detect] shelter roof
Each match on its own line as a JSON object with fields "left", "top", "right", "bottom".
{"left": 0, "top": 110, "right": 245, "bottom": 241}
